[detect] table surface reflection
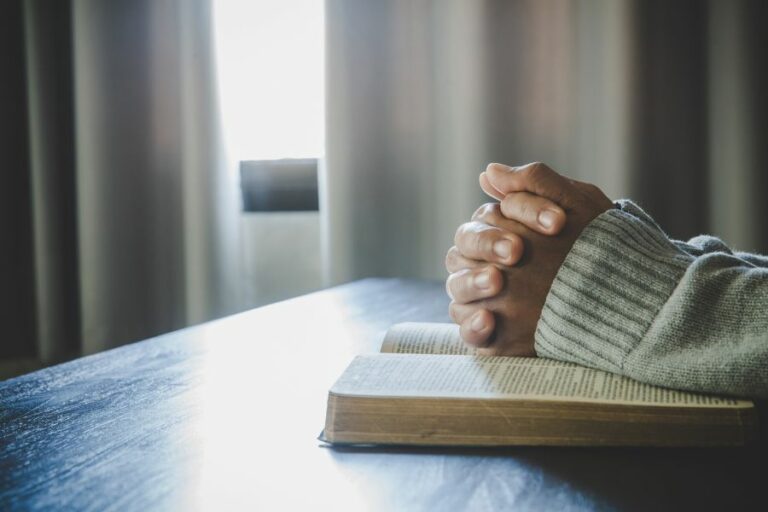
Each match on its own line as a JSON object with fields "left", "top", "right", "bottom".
{"left": 0, "top": 278, "right": 763, "bottom": 511}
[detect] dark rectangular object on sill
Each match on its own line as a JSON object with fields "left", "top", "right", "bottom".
{"left": 240, "top": 158, "right": 319, "bottom": 212}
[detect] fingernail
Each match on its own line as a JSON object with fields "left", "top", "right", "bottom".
{"left": 493, "top": 240, "right": 512, "bottom": 260}
{"left": 473, "top": 271, "right": 491, "bottom": 289}
{"left": 471, "top": 312, "right": 485, "bottom": 332}
{"left": 538, "top": 210, "right": 557, "bottom": 229}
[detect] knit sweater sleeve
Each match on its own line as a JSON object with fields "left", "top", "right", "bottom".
{"left": 534, "top": 200, "right": 768, "bottom": 399}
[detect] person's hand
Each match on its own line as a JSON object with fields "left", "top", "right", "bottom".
{"left": 442, "top": 162, "right": 573, "bottom": 296}
{"left": 480, "top": 162, "right": 613, "bottom": 221}
{"left": 443, "top": 161, "right": 608, "bottom": 277}
{"left": 445, "top": 162, "right": 613, "bottom": 355}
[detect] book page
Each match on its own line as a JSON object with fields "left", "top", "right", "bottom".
{"left": 380, "top": 322, "right": 474, "bottom": 355}
{"left": 331, "top": 354, "right": 753, "bottom": 408}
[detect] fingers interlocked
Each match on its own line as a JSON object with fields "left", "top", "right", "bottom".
{"left": 445, "top": 266, "right": 502, "bottom": 305}
{"left": 447, "top": 161, "right": 580, "bottom": 351}
{"left": 453, "top": 215, "right": 523, "bottom": 267}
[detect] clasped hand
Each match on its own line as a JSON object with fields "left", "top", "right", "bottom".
{"left": 445, "top": 162, "right": 613, "bottom": 356}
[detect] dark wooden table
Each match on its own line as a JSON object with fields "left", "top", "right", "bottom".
{"left": 0, "top": 279, "right": 763, "bottom": 511}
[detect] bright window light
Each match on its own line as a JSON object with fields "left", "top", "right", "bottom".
{"left": 213, "top": 0, "right": 325, "bottom": 161}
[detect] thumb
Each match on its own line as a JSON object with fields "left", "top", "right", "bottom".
{"left": 485, "top": 162, "right": 577, "bottom": 209}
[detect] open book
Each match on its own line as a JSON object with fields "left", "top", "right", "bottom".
{"left": 322, "top": 323, "right": 757, "bottom": 447}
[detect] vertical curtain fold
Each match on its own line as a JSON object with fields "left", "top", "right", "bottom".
{"left": 707, "top": 0, "right": 768, "bottom": 254}
{"left": 24, "top": 0, "right": 80, "bottom": 362}
{"left": 73, "top": 0, "right": 186, "bottom": 353}
{"left": 323, "top": 0, "right": 490, "bottom": 284}
{"left": 2, "top": 0, "right": 241, "bottom": 367}
{"left": 742, "top": 1, "right": 768, "bottom": 253}
{"left": 73, "top": 0, "right": 241, "bottom": 354}
{"left": 177, "top": 0, "right": 242, "bottom": 324}
{"left": 1, "top": 1, "right": 36, "bottom": 360}
{"left": 626, "top": 0, "right": 710, "bottom": 240}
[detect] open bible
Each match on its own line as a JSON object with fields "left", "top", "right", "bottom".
{"left": 322, "top": 323, "right": 757, "bottom": 447}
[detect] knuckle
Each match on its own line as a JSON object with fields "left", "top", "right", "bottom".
{"left": 482, "top": 231, "right": 498, "bottom": 258}
{"left": 470, "top": 203, "right": 489, "bottom": 221}
{"left": 459, "top": 321, "right": 478, "bottom": 346}
{"left": 445, "top": 274, "right": 455, "bottom": 299}
{"left": 525, "top": 162, "right": 541, "bottom": 177}
{"left": 458, "top": 322, "right": 471, "bottom": 344}
{"left": 448, "top": 301, "right": 459, "bottom": 323}
{"left": 470, "top": 204, "right": 486, "bottom": 221}
{"left": 527, "top": 161, "right": 550, "bottom": 181}
{"left": 471, "top": 229, "right": 485, "bottom": 256}
{"left": 466, "top": 226, "right": 502, "bottom": 261}
{"left": 453, "top": 223, "right": 469, "bottom": 245}
{"left": 456, "top": 222, "right": 495, "bottom": 258}
{"left": 445, "top": 246, "right": 459, "bottom": 269}
{"left": 474, "top": 203, "right": 502, "bottom": 225}
{"left": 446, "top": 269, "right": 470, "bottom": 302}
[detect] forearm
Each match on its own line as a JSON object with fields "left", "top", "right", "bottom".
{"left": 535, "top": 201, "right": 768, "bottom": 398}
{"left": 628, "top": 250, "right": 768, "bottom": 397}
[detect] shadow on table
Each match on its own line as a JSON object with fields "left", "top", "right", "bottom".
{"left": 324, "top": 440, "right": 765, "bottom": 510}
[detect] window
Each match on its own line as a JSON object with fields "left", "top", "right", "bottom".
{"left": 214, "top": 2, "right": 325, "bottom": 306}
{"left": 214, "top": 0, "right": 324, "bottom": 162}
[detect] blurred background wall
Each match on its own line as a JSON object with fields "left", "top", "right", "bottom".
{"left": 324, "top": 0, "right": 768, "bottom": 284}
{"left": 2, "top": 0, "right": 767, "bottom": 376}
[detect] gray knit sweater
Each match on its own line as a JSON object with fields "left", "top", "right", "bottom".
{"left": 535, "top": 200, "right": 768, "bottom": 399}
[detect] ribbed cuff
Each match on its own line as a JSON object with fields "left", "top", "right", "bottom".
{"left": 534, "top": 200, "right": 694, "bottom": 374}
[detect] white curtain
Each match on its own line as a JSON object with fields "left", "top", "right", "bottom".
{"left": 71, "top": 0, "right": 241, "bottom": 354}
{"left": 323, "top": 0, "right": 768, "bottom": 285}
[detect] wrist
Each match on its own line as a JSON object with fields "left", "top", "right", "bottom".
{"left": 534, "top": 202, "right": 693, "bottom": 373}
